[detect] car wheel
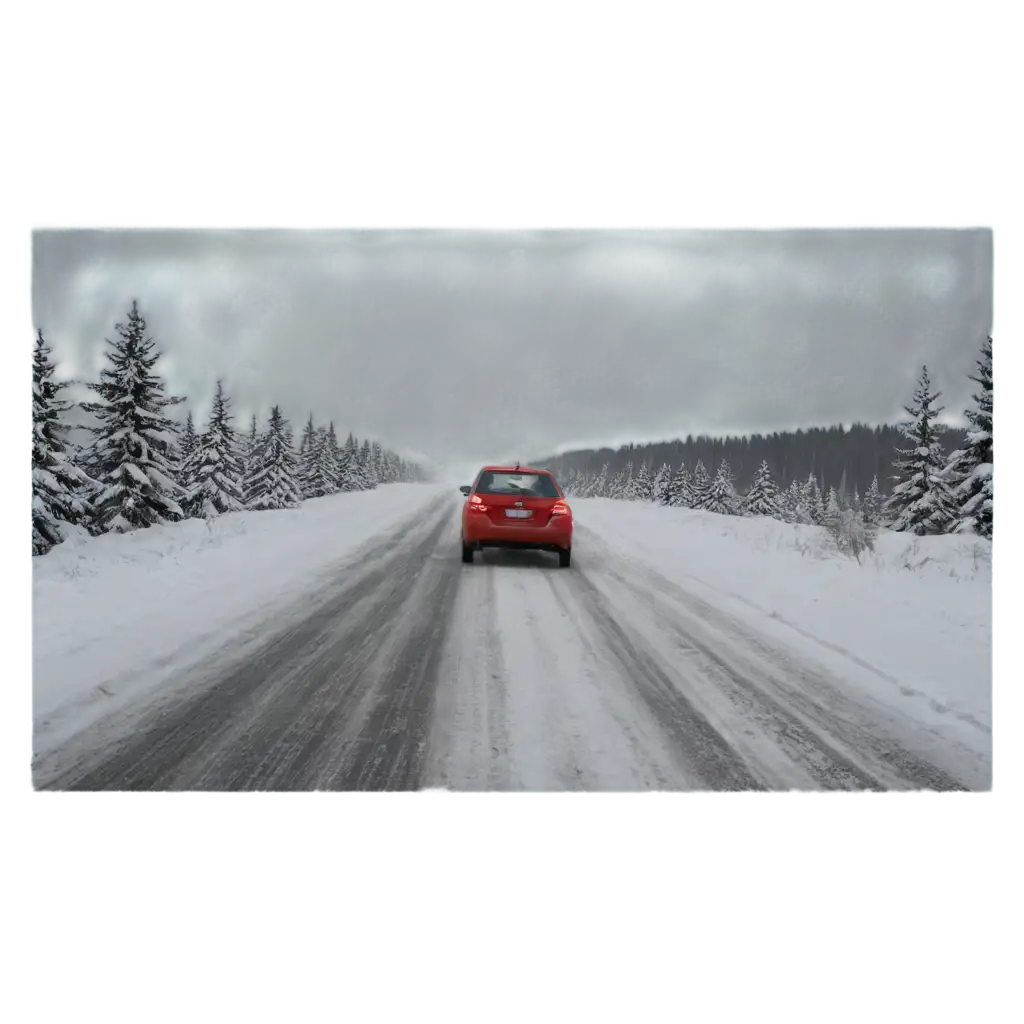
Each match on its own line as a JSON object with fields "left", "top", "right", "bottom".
{"left": 462, "top": 541, "right": 474, "bottom": 564}
{"left": 558, "top": 546, "right": 571, "bottom": 568}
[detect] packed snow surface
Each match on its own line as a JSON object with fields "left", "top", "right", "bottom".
{"left": 33, "top": 484, "right": 449, "bottom": 751}
{"left": 33, "top": 486, "right": 991, "bottom": 789}
{"left": 572, "top": 499, "right": 991, "bottom": 733}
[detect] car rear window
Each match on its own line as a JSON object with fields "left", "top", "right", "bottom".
{"left": 476, "top": 472, "right": 560, "bottom": 498}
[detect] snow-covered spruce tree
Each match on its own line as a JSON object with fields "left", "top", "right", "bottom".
{"left": 358, "top": 439, "right": 377, "bottom": 489}
{"left": 298, "top": 413, "right": 315, "bottom": 456}
{"left": 177, "top": 410, "right": 204, "bottom": 514}
{"left": 324, "top": 423, "right": 343, "bottom": 487}
{"left": 863, "top": 475, "right": 882, "bottom": 527}
{"left": 778, "top": 479, "right": 799, "bottom": 523}
{"left": 181, "top": 380, "right": 246, "bottom": 518}
{"left": 826, "top": 486, "right": 841, "bottom": 521}
{"left": 32, "top": 328, "right": 99, "bottom": 554}
{"left": 378, "top": 446, "right": 395, "bottom": 485}
{"left": 298, "top": 413, "right": 321, "bottom": 499}
{"left": 243, "top": 405, "right": 303, "bottom": 510}
{"left": 667, "top": 465, "right": 693, "bottom": 508}
{"left": 789, "top": 478, "right": 812, "bottom": 524}
{"left": 180, "top": 411, "right": 199, "bottom": 464}
{"left": 704, "top": 460, "right": 738, "bottom": 515}
{"left": 619, "top": 461, "right": 636, "bottom": 500}
{"left": 302, "top": 426, "right": 338, "bottom": 497}
{"left": 80, "top": 301, "right": 186, "bottom": 533}
{"left": 653, "top": 462, "right": 672, "bottom": 505}
{"left": 592, "top": 463, "right": 610, "bottom": 498}
{"left": 337, "top": 432, "right": 360, "bottom": 491}
{"left": 883, "top": 365, "right": 958, "bottom": 535}
{"left": 801, "top": 473, "right": 822, "bottom": 525}
{"left": 371, "top": 441, "right": 384, "bottom": 486}
{"left": 690, "top": 459, "right": 712, "bottom": 510}
{"left": 945, "top": 335, "right": 993, "bottom": 539}
{"left": 743, "top": 460, "right": 781, "bottom": 518}
{"left": 633, "top": 460, "right": 655, "bottom": 502}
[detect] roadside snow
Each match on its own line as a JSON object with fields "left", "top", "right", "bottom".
{"left": 572, "top": 499, "right": 992, "bottom": 733}
{"left": 33, "top": 484, "right": 449, "bottom": 751}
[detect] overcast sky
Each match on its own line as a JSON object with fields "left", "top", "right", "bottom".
{"left": 32, "top": 229, "right": 992, "bottom": 474}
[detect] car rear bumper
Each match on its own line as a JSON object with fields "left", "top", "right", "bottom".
{"left": 463, "top": 516, "right": 572, "bottom": 551}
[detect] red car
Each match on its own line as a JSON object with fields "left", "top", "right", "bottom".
{"left": 460, "top": 465, "right": 573, "bottom": 567}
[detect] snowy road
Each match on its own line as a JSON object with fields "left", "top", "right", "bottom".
{"left": 33, "top": 495, "right": 990, "bottom": 791}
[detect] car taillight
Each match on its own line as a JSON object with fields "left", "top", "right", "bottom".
{"left": 550, "top": 503, "right": 570, "bottom": 517}
{"left": 469, "top": 494, "right": 489, "bottom": 512}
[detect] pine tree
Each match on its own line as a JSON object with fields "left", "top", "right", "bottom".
{"left": 177, "top": 410, "right": 204, "bottom": 513}
{"left": 301, "top": 426, "right": 337, "bottom": 497}
{"left": 337, "top": 432, "right": 360, "bottom": 491}
{"left": 863, "top": 476, "right": 882, "bottom": 527}
{"left": 371, "top": 441, "right": 385, "bottom": 486}
{"left": 945, "top": 336, "right": 993, "bottom": 539}
{"left": 592, "top": 463, "right": 610, "bottom": 498}
{"left": 243, "top": 405, "right": 303, "bottom": 510}
{"left": 743, "top": 460, "right": 781, "bottom": 518}
{"left": 621, "top": 461, "right": 637, "bottom": 500}
{"left": 182, "top": 380, "right": 246, "bottom": 518}
{"left": 358, "top": 438, "right": 377, "bottom": 489}
{"left": 653, "top": 463, "right": 672, "bottom": 505}
{"left": 666, "top": 465, "right": 693, "bottom": 508}
{"left": 634, "top": 460, "right": 655, "bottom": 502}
{"left": 803, "top": 473, "right": 823, "bottom": 525}
{"left": 324, "top": 423, "right": 342, "bottom": 488}
{"left": 80, "top": 301, "right": 186, "bottom": 533}
{"left": 298, "top": 413, "right": 320, "bottom": 499}
{"left": 704, "top": 460, "right": 738, "bottom": 515}
{"left": 378, "top": 447, "right": 394, "bottom": 485}
{"left": 780, "top": 479, "right": 802, "bottom": 523}
{"left": 298, "top": 414, "right": 315, "bottom": 454}
{"left": 826, "top": 485, "right": 841, "bottom": 520}
{"left": 884, "top": 365, "right": 958, "bottom": 535}
{"left": 790, "top": 478, "right": 812, "bottom": 524}
{"left": 181, "top": 411, "right": 199, "bottom": 464}
{"left": 32, "top": 329, "right": 98, "bottom": 553}
{"left": 690, "top": 459, "right": 712, "bottom": 510}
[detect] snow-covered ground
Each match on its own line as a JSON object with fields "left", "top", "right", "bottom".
{"left": 570, "top": 499, "right": 992, "bottom": 738}
{"left": 33, "top": 484, "right": 451, "bottom": 753}
{"left": 33, "top": 485, "right": 992, "bottom": 789}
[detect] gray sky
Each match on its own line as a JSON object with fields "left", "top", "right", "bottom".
{"left": 33, "top": 229, "right": 992, "bottom": 475}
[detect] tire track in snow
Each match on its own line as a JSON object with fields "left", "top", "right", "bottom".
{"left": 556, "top": 568, "right": 765, "bottom": 791}
{"left": 426, "top": 549, "right": 687, "bottom": 791}
{"left": 590, "top": 553, "right": 971, "bottom": 791}
{"left": 37, "top": 502, "right": 460, "bottom": 791}
{"left": 422, "top": 565, "right": 515, "bottom": 789}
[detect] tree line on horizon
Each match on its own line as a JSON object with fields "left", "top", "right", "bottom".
{"left": 32, "top": 300, "right": 429, "bottom": 556}
{"left": 542, "top": 336, "right": 993, "bottom": 544}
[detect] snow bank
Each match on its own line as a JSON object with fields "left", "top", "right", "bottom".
{"left": 572, "top": 499, "right": 992, "bottom": 730}
{"left": 33, "top": 484, "right": 449, "bottom": 749}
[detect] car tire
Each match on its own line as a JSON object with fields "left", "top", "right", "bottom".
{"left": 462, "top": 541, "right": 474, "bottom": 564}
{"left": 558, "top": 547, "right": 572, "bottom": 568}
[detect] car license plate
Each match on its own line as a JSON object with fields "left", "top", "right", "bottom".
{"left": 505, "top": 509, "right": 532, "bottom": 518}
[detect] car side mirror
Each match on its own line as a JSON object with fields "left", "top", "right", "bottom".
{"left": 459, "top": 485, "right": 471, "bottom": 496}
